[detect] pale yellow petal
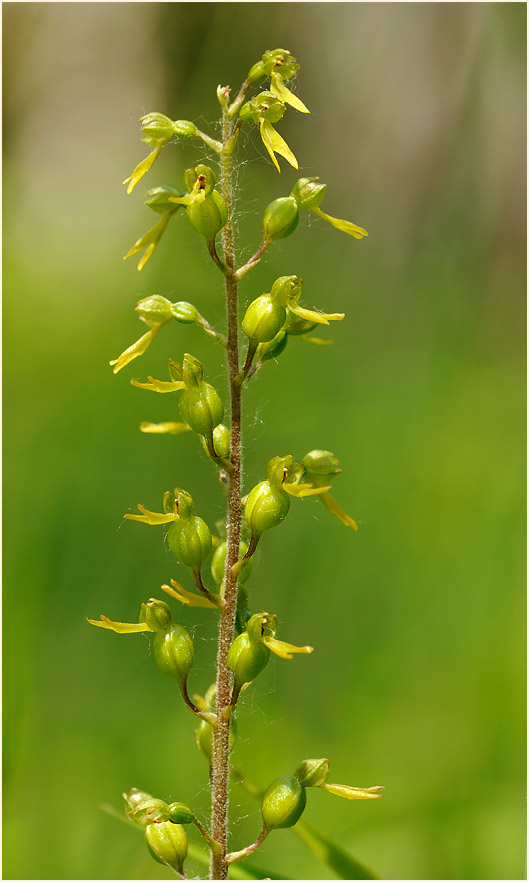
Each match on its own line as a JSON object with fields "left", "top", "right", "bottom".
{"left": 260, "top": 119, "right": 299, "bottom": 172}
{"left": 162, "top": 580, "right": 218, "bottom": 609}
{"left": 320, "top": 491, "right": 358, "bottom": 530}
{"left": 283, "top": 482, "right": 332, "bottom": 498}
{"left": 109, "top": 325, "right": 163, "bottom": 375}
{"left": 124, "top": 504, "right": 178, "bottom": 525}
{"left": 139, "top": 421, "right": 192, "bottom": 435}
{"left": 270, "top": 73, "right": 310, "bottom": 113}
{"left": 123, "top": 146, "right": 162, "bottom": 194}
{"left": 86, "top": 615, "right": 151, "bottom": 634}
{"left": 320, "top": 783, "right": 383, "bottom": 799}
{"left": 312, "top": 207, "right": 368, "bottom": 239}
{"left": 288, "top": 304, "right": 345, "bottom": 325}
{"left": 263, "top": 635, "right": 314, "bottom": 659}
{"left": 130, "top": 377, "right": 185, "bottom": 393}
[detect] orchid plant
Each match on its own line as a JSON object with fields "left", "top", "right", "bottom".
{"left": 89, "top": 48, "right": 381, "bottom": 880}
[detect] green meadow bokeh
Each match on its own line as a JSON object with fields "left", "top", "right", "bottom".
{"left": 3, "top": 3, "right": 526, "bottom": 880}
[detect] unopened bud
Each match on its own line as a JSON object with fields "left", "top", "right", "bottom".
{"left": 139, "top": 598, "right": 172, "bottom": 632}
{"left": 303, "top": 450, "right": 342, "bottom": 480}
{"left": 294, "top": 758, "right": 330, "bottom": 788}
{"left": 201, "top": 423, "right": 231, "bottom": 460}
{"left": 211, "top": 539, "right": 252, "bottom": 585}
{"left": 145, "top": 821, "right": 188, "bottom": 874}
{"left": 291, "top": 177, "right": 327, "bottom": 211}
{"left": 153, "top": 623, "right": 194, "bottom": 685}
{"left": 173, "top": 120, "right": 198, "bottom": 139}
{"left": 140, "top": 112, "right": 178, "bottom": 146}
{"left": 247, "top": 60, "right": 267, "bottom": 85}
{"left": 167, "top": 802, "right": 195, "bottom": 824}
{"left": 242, "top": 294, "right": 286, "bottom": 344}
{"left": 263, "top": 197, "right": 299, "bottom": 242}
{"left": 261, "top": 775, "right": 306, "bottom": 830}
{"left": 135, "top": 295, "right": 174, "bottom": 324}
{"left": 172, "top": 301, "right": 200, "bottom": 324}
{"left": 144, "top": 186, "right": 184, "bottom": 214}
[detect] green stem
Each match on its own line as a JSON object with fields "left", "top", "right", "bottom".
{"left": 226, "top": 825, "right": 269, "bottom": 865}
{"left": 209, "top": 104, "right": 243, "bottom": 882}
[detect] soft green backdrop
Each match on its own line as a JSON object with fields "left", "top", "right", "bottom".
{"left": 3, "top": 3, "right": 526, "bottom": 880}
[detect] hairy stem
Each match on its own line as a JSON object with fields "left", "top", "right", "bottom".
{"left": 210, "top": 106, "right": 242, "bottom": 881}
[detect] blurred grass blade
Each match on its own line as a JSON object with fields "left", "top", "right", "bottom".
{"left": 294, "top": 819, "right": 379, "bottom": 880}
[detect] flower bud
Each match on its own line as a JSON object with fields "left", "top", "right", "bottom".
{"left": 294, "top": 758, "right": 330, "bottom": 788}
{"left": 145, "top": 821, "right": 188, "bottom": 874}
{"left": 227, "top": 630, "right": 270, "bottom": 687}
{"left": 135, "top": 295, "right": 175, "bottom": 324}
{"left": 302, "top": 450, "right": 342, "bottom": 480}
{"left": 173, "top": 119, "right": 198, "bottom": 138}
{"left": 244, "top": 480, "right": 290, "bottom": 538}
{"left": 262, "top": 197, "right": 299, "bottom": 242}
{"left": 201, "top": 424, "right": 231, "bottom": 460}
{"left": 262, "top": 49, "right": 299, "bottom": 82}
{"left": 239, "top": 91, "right": 286, "bottom": 125}
{"left": 172, "top": 301, "right": 200, "bottom": 324}
{"left": 256, "top": 331, "right": 288, "bottom": 363}
{"left": 217, "top": 84, "right": 231, "bottom": 108}
{"left": 187, "top": 190, "right": 228, "bottom": 239}
{"left": 153, "top": 623, "right": 194, "bottom": 685}
{"left": 139, "top": 598, "right": 172, "bottom": 632}
{"left": 144, "top": 186, "right": 185, "bottom": 214}
{"left": 291, "top": 177, "right": 327, "bottom": 210}
{"left": 179, "top": 383, "right": 224, "bottom": 439}
{"left": 242, "top": 294, "right": 286, "bottom": 344}
{"left": 261, "top": 775, "right": 307, "bottom": 830}
{"left": 270, "top": 274, "right": 303, "bottom": 306}
{"left": 140, "top": 112, "right": 178, "bottom": 146}
{"left": 167, "top": 802, "right": 195, "bottom": 824}
{"left": 211, "top": 539, "right": 252, "bottom": 585}
{"left": 247, "top": 60, "right": 267, "bottom": 85}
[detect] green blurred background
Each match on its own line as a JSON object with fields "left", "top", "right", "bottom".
{"left": 3, "top": 3, "right": 526, "bottom": 879}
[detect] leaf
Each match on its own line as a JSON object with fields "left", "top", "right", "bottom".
{"left": 293, "top": 819, "right": 379, "bottom": 880}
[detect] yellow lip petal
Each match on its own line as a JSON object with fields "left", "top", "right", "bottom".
{"left": 86, "top": 615, "right": 152, "bottom": 634}
{"left": 283, "top": 482, "right": 332, "bottom": 498}
{"left": 312, "top": 207, "right": 368, "bottom": 239}
{"left": 139, "top": 421, "right": 192, "bottom": 435}
{"left": 123, "top": 504, "right": 178, "bottom": 525}
{"left": 262, "top": 635, "right": 314, "bottom": 659}
{"left": 288, "top": 304, "right": 345, "bottom": 325}
{"left": 260, "top": 119, "right": 298, "bottom": 172}
{"left": 319, "top": 491, "right": 358, "bottom": 530}
{"left": 109, "top": 325, "right": 163, "bottom": 375}
{"left": 162, "top": 580, "right": 219, "bottom": 609}
{"left": 270, "top": 73, "right": 310, "bottom": 113}
{"left": 122, "top": 146, "right": 162, "bottom": 194}
{"left": 320, "top": 783, "right": 383, "bottom": 799}
{"left": 130, "top": 377, "right": 185, "bottom": 393}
